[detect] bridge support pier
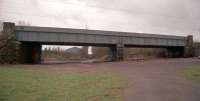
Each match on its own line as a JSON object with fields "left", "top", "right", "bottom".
{"left": 18, "top": 43, "right": 41, "bottom": 64}
{"left": 110, "top": 44, "right": 124, "bottom": 61}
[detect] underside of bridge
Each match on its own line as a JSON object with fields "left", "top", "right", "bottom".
{"left": 18, "top": 43, "right": 42, "bottom": 64}
{"left": 2, "top": 22, "right": 194, "bottom": 64}
{"left": 17, "top": 42, "right": 123, "bottom": 64}
{"left": 16, "top": 42, "right": 187, "bottom": 64}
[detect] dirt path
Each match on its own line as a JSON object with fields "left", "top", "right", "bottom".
{"left": 102, "top": 58, "right": 200, "bottom": 101}
{"left": 3, "top": 58, "right": 200, "bottom": 101}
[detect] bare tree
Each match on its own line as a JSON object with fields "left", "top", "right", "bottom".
{"left": 17, "top": 20, "right": 31, "bottom": 26}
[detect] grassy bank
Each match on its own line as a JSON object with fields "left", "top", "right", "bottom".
{"left": 0, "top": 67, "right": 126, "bottom": 101}
{"left": 179, "top": 66, "right": 200, "bottom": 83}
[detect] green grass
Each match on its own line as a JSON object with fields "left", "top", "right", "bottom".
{"left": 0, "top": 67, "right": 126, "bottom": 101}
{"left": 179, "top": 66, "right": 200, "bottom": 83}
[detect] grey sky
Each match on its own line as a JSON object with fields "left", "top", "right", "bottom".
{"left": 0, "top": 0, "right": 200, "bottom": 41}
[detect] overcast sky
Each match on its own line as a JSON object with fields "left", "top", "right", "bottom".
{"left": 0, "top": 0, "right": 200, "bottom": 41}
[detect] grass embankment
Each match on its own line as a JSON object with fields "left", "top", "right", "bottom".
{"left": 179, "top": 66, "right": 200, "bottom": 83}
{"left": 0, "top": 67, "right": 126, "bottom": 101}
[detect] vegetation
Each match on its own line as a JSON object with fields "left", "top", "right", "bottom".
{"left": 0, "top": 24, "right": 18, "bottom": 64}
{"left": 0, "top": 67, "right": 126, "bottom": 101}
{"left": 42, "top": 46, "right": 89, "bottom": 61}
{"left": 179, "top": 66, "right": 200, "bottom": 83}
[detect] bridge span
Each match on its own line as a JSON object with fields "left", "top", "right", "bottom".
{"left": 3, "top": 22, "right": 194, "bottom": 63}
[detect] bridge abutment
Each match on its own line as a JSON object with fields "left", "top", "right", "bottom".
{"left": 184, "top": 35, "right": 194, "bottom": 57}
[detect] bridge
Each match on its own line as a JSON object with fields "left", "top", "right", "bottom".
{"left": 3, "top": 22, "right": 194, "bottom": 63}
